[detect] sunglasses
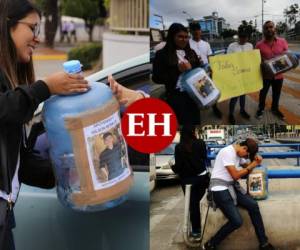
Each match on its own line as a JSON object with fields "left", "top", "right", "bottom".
{"left": 17, "top": 21, "right": 40, "bottom": 37}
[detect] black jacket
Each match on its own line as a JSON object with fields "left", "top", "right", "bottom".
{"left": 152, "top": 47, "right": 201, "bottom": 94}
{"left": 174, "top": 139, "right": 207, "bottom": 178}
{"left": 0, "top": 70, "right": 51, "bottom": 193}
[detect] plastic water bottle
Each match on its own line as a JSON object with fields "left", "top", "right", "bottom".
{"left": 42, "top": 60, "right": 133, "bottom": 212}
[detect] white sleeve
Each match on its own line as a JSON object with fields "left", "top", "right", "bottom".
{"left": 207, "top": 42, "right": 213, "bottom": 56}
{"left": 221, "top": 150, "right": 236, "bottom": 168}
{"left": 227, "top": 43, "right": 234, "bottom": 54}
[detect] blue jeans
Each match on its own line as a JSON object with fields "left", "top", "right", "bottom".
{"left": 210, "top": 189, "right": 268, "bottom": 246}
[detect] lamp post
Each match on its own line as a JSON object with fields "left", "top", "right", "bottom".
{"left": 153, "top": 14, "right": 165, "bottom": 31}
{"left": 262, "top": 0, "right": 266, "bottom": 31}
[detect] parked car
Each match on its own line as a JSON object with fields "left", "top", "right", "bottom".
{"left": 14, "top": 54, "right": 150, "bottom": 250}
{"left": 155, "top": 143, "right": 178, "bottom": 180}
{"left": 150, "top": 153, "right": 156, "bottom": 192}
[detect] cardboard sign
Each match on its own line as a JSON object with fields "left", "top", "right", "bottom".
{"left": 209, "top": 49, "right": 263, "bottom": 102}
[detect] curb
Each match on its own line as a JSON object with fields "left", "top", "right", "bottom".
{"left": 33, "top": 54, "right": 67, "bottom": 61}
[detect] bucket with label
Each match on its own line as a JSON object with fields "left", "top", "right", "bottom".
{"left": 247, "top": 165, "right": 268, "bottom": 200}
{"left": 42, "top": 60, "right": 133, "bottom": 211}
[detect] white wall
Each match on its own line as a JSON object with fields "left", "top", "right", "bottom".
{"left": 102, "top": 32, "right": 149, "bottom": 67}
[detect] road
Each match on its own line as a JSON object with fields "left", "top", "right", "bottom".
{"left": 150, "top": 139, "right": 300, "bottom": 250}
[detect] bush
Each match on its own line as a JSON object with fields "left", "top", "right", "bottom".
{"left": 67, "top": 43, "right": 102, "bottom": 70}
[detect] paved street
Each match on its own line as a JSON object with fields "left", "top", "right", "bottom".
{"left": 150, "top": 139, "right": 300, "bottom": 250}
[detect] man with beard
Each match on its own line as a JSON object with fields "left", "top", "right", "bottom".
{"left": 255, "top": 21, "right": 288, "bottom": 120}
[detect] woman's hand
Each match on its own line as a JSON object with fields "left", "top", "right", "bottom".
{"left": 108, "top": 75, "right": 145, "bottom": 107}
{"left": 178, "top": 61, "right": 192, "bottom": 72}
{"left": 44, "top": 72, "right": 89, "bottom": 95}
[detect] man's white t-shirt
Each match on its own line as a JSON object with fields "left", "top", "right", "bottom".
{"left": 211, "top": 145, "right": 242, "bottom": 191}
{"left": 227, "top": 42, "right": 253, "bottom": 54}
{"left": 189, "top": 39, "right": 212, "bottom": 64}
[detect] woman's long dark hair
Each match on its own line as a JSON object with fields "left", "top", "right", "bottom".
{"left": 0, "top": 0, "right": 41, "bottom": 88}
{"left": 179, "top": 125, "right": 196, "bottom": 153}
{"left": 163, "top": 22, "right": 197, "bottom": 66}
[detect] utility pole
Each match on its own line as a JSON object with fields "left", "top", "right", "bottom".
{"left": 262, "top": 0, "right": 266, "bottom": 31}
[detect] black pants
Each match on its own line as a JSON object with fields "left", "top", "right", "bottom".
{"left": 229, "top": 95, "right": 246, "bottom": 115}
{"left": 166, "top": 91, "right": 200, "bottom": 125}
{"left": 180, "top": 174, "right": 210, "bottom": 233}
{"left": 258, "top": 79, "right": 283, "bottom": 111}
{"left": 0, "top": 199, "right": 15, "bottom": 250}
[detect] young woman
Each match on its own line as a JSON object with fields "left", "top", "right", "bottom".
{"left": 174, "top": 126, "right": 209, "bottom": 240}
{"left": 0, "top": 1, "right": 144, "bottom": 249}
{"left": 152, "top": 23, "right": 202, "bottom": 124}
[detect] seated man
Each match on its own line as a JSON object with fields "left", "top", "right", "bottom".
{"left": 203, "top": 138, "right": 274, "bottom": 250}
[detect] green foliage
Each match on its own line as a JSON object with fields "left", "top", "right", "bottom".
{"left": 62, "top": 0, "right": 100, "bottom": 20}
{"left": 104, "top": 0, "right": 110, "bottom": 9}
{"left": 238, "top": 20, "right": 256, "bottom": 36}
{"left": 284, "top": 3, "right": 299, "bottom": 27}
{"left": 221, "top": 29, "right": 237, "bottom": 39}
{"left": 68, "top": 43, "right": 102, "bottom": 70}
{"left": 276, "top": 22, "right": 288, "bottom": 35}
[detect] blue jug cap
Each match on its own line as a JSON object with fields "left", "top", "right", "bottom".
{"left": 63, "top": 60, "right": 82, "bottom": 74}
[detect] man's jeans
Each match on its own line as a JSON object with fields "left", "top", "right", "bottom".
{"left": 210, "top": 189, "right": 268, "bottom": 246}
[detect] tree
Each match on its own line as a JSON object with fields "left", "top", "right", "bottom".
{"left": 36, "top": 0, "right": 59, "bottom": 48}
{"left": 284, "top": 3, "right": 299, "bottom": 28}
{"left": 62, "top": 0, "right": 107, "bottom": 42}
{"left": 238, "top": 20, "right": 256, "bottom": 37}
{"left": 220, "top": 29, "right": 237, "bottom": 39}
{"left": 276, "top": 21, "right": 288, "bottom": 35}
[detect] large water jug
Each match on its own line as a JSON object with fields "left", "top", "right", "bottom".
{"left": 247, "top": 165, "right": 268, "bottom": 200}
{"left": 178, "top": 67, "right": 220, "bottom": 108}
{"left": 42, "top": 60, "right": 133, "bottom": 212}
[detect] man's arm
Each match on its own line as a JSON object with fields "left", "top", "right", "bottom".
{"left": 226, "top": 156, "right": 262, "bottom": 180}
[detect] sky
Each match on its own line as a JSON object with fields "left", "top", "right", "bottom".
{"left": 150, "top": 0, "right": 299, "bottom": 31}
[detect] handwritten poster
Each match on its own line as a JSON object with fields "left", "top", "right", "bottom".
{"left": 209, "top": 49, "right": 263, "bottom": 102}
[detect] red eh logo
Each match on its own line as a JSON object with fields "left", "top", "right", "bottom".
{"left": 121, "top": 98, "right": 178, "bottom": 153}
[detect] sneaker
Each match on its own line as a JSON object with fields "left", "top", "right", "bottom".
{"left": 255, "top": 109, "right": 264, "bottom": 119}
{"left": 228, "top": 114, "right": 235, "bottom": 125}
{"left": 213, "top": 106, "right": 222, "bottom": 119}
{"left": 190, "top": 232, "right": 201, "bottom": 242}
{"left": 271, "top": 109, "right": 285, "bottom": 120}
{"left": 260, "top": 242, "right": 275, "bottom": 250}
{"left": 240, "top": 110, "right": 250, "bottom": 119}
{"left": 202, "top": 241, "right": 217, "bottom": 250}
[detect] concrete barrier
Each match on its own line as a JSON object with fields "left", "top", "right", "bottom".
{"left": 200, "top": 176, "right": 300, "bottom": 250}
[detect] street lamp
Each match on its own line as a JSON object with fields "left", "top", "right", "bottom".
{"left": 153, "top": 14, "right": 165, "bottom": 30}
{"left": 262, "top": 0, "right": 267, "bottom": 31}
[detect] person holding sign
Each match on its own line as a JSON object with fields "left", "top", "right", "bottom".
{"left": 227, "top": 27, "right": 253, "bottom": 124}
{"left": 152, "top": 23, "right": 202, "bottom": 124}
{"left": 203, "top": 139, "right": 275, "bottom": 250}
{"left": 189, "top": 22, "right": 223, "bottom": 119}
{"left": 255, "top": 21, "right": 288, "bottom": 120}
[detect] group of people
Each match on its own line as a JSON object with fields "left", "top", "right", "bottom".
{"left": 174, "top": 126, "right": 275, "bottom": 250}
{"left": 152, "top": 20, "right": 288, "bottom": 125}
{"left": 60, "top": 20, "right": 77, "bottom": 43}
{"left": 0, "top": 0, "right": 146, "bottom": 249}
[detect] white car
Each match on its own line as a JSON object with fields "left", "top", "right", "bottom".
{"left": 155, "top": 143, "right": 178, "bottom": 180}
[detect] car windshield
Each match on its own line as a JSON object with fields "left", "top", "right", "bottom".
{"left": 157, "top": 143, "right": 176, "bottom": 155}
